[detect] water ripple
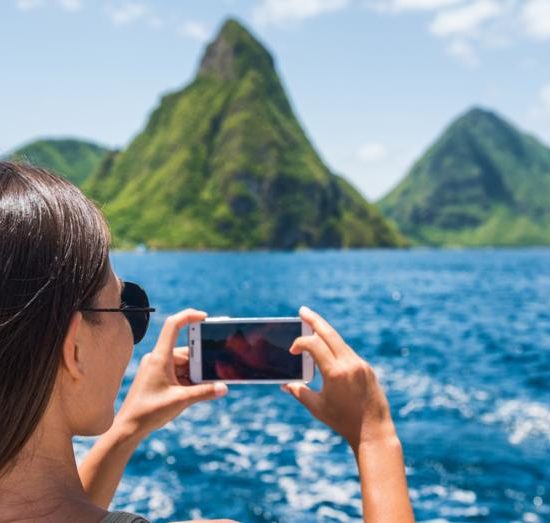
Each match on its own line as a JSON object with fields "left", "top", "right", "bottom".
{"left": 73, "top": 249, "right": 550, "bottom": 522}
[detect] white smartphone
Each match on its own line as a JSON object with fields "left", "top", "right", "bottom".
{"left": 188, "top": 316, "right": 315, "bottom": 384}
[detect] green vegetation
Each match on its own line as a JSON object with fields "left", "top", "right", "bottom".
{"left": 9, "top": 29, "right": 550, "bottom": 250}
{"left": 83, "top": 18, "right": 406, "bottom": 250}
{"left": 379, "top": 107, "right": 550, "bottom": 246}
{"left": 9, "top": 138, "right": 110, "bottom": 187}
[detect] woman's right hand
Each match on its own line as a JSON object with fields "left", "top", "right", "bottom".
{"left": 282, "top": 305, "right": 397, "bottom": 453}
{"left": 116, "top": 309, "right": 227, "bottom": 441}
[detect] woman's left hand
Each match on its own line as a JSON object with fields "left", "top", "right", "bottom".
{"left": 114, "top": 308, "right": 228, "bottom": 439}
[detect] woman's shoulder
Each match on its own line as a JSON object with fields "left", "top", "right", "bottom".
{"left": 101, "top": 511, "right": 151, "bottom": 523}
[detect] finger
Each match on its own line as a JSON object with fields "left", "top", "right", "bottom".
{"left": 174, "top": 346, "right": 189, "bottom": 356}
{"left": 173, "top": 382, "right": 228, "bottom": 405}
{"left": 154, "top": 309, "right": 207, "bottom": 360}
{"left": 289, "top": 334, "right": 334, "bottom": 374}
{"left": 173, "top": 346, "right": 189, "bottom": 365}
{"left": 281, "top": 382, "right": 322, "bottom": 414}
{"left": 299, "top": 305, "right": 349, "bottom": 357}
{"left": 174, "top": 347, "right": 190, "bottom": 383}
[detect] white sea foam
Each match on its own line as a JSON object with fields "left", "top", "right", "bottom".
{"left": 481, "top": 399, "right": 550, "bottom": 445}
{"left": 112, "top": 475, "right": 182, "bottom": 520}
{"left": 316, "top": 504, "right": 356, "bottom": 522}
{"left": 265, "top": 422, "right": 294, "bottom": 443}
{"left": 146, "top": 485, "right": 175, "bottom": 519}
{"left": 409, "top": 484, "right": 488, "bottom": 522}
{"left": 384, "top": 366, "right": 550, "bottom": 445}
{"left": 149, "top": 437, "right": 168, "bottom": 455}
{"left": 522, "top": 513, "right": 542, "bottom": 523}
{"left": 72, "top": 356, "right": 546, "bottom": 522}
{"left": 278, "top": 475, "right": 360, "bottom": 512}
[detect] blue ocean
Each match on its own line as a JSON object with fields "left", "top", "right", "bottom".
{"left": 74, "top": 249, "right": 550, "bottom": 523}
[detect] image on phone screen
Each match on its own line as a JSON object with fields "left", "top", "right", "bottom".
{"left": 201, "top": 321, "right": 303, "bottom": 380}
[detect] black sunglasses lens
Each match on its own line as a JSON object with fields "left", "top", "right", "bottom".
{"left": 121, "top": 281, "right": 150, "bottom": 344}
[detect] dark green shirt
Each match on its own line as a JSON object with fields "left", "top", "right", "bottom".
{"left": 101, "top": 511, "right": 150, "bottom": 523}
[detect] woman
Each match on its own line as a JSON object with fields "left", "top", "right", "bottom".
{"left": 0, "top": 161, "right": 414, "bottom": 523}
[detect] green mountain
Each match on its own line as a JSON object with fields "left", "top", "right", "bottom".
{"left": 379, "top": 107, "right": 550, "bottom": 246}
{"left": 9, "top": 138, "right": 110, "bottom": 187}
{"left": 83, "top": 18, "right": 406, "bottom": 250}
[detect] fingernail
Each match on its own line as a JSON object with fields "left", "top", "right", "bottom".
{"left": 299, "top": 305, "right": 311, "bottom": 315}
{"left": 214, "top": 382, "right": 227, "bottom": 397}
{"left": 280, "top": 384, "right": 289, "bottom": 393}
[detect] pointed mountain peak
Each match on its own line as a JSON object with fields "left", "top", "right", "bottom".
{"left": 198, "top": 18, "right": 275, "bottom": 81}
{"left": 380, "top": 104, "right": 550, "bottom": 246}
{"left": 463, "top": 106, "right": 495, "bottom": 119}
{"left": 438, "top": 106, "right": 521, "bottom": 150}
{"left": 83, "top": 17, "right": 405, "bottom": 249}
{"left": 217, "top": 18, "right": 253, "bottom": 40}
{"left": 454, "top": 106, "right": 509, "bottom": 130}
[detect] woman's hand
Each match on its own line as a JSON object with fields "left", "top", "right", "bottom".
{"left": 282, "top": 305, "right": 396, "bottom": 453}
{"left": 283, "top": 306, "right": 415, "bottom": 523}
{"left": 79, "top": 309, "right": 228, "bottom": 509}
{"left": 115, "top": 308, "right": 228, "bottom": 439}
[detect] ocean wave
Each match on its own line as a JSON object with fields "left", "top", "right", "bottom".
{"left": 382, "top": 366, "right": 550, "bottom": 446}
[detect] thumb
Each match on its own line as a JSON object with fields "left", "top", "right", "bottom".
{"left": 174, "top": 382, "right": 228, "bottom": 405}
{"left": 282, "top": 383, "right": 322, "bottom": 414}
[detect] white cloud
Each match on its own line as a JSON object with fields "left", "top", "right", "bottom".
{"left": 178, "top": 21, "right": 209, "bottom": 42}
{"left": 539, "top": 83, "right": 550, "bottom": 114}
{"left": 447, "top": 38, "right": 479, "bottom": 66}
{"left": 521, "top": 0, "right": 550, "bottom": 40}
{"left": 15, "top": 0, "right": 43, "bottom": 11}
{"left": 429, "top": 0, "right": 502, "bottom": 37}
{"left": 367, "top": 0, "right": 549, "bottom": 67}
{"left": 15, "top": 0, "right": 81, "bottom": 11}
{"left": 252, "top": 0, "right": 349, "bottom": 26}
{"left": 105, "top": 2, "right": 165, "bottom": 29}
{"left": 107, "top": 2, "right": 147, "bottom": 26}
{"left": 396, "top": 0, "right": 462, "bottom": 7}
{"left": 357, "top": 142, "right": 388, "bottom": 162}
{"left": 370, "top": 0, "right": 464, "bottom": 12}
{"left": 57, "top": 0, "right": 81, "bottom": 11}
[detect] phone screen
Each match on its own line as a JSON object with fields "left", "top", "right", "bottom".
{"left": 200, "top": 321, "right": 303, "bottom": 380}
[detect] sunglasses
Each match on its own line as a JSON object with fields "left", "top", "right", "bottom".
{"left": 79, "top": 281, "right": 156, "bottom": 344}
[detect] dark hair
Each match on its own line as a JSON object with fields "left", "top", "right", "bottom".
{"left": 0, "top": 161, "right": 111, "bottom": 478}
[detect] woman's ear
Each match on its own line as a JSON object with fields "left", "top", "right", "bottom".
{"left": 61, "top": 311, "right": 86, "bottom": 382}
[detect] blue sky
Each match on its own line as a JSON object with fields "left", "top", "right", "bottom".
{"left": 1, "top": 0, "right": 550, "bottom": 200}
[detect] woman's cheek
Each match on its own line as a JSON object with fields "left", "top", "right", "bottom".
{"left": 118, "top": 317, "right": 134, "bottom": 369}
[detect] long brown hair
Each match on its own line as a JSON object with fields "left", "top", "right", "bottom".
{"left": 0, "top": 161, "right": 111, "bottom": 478}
